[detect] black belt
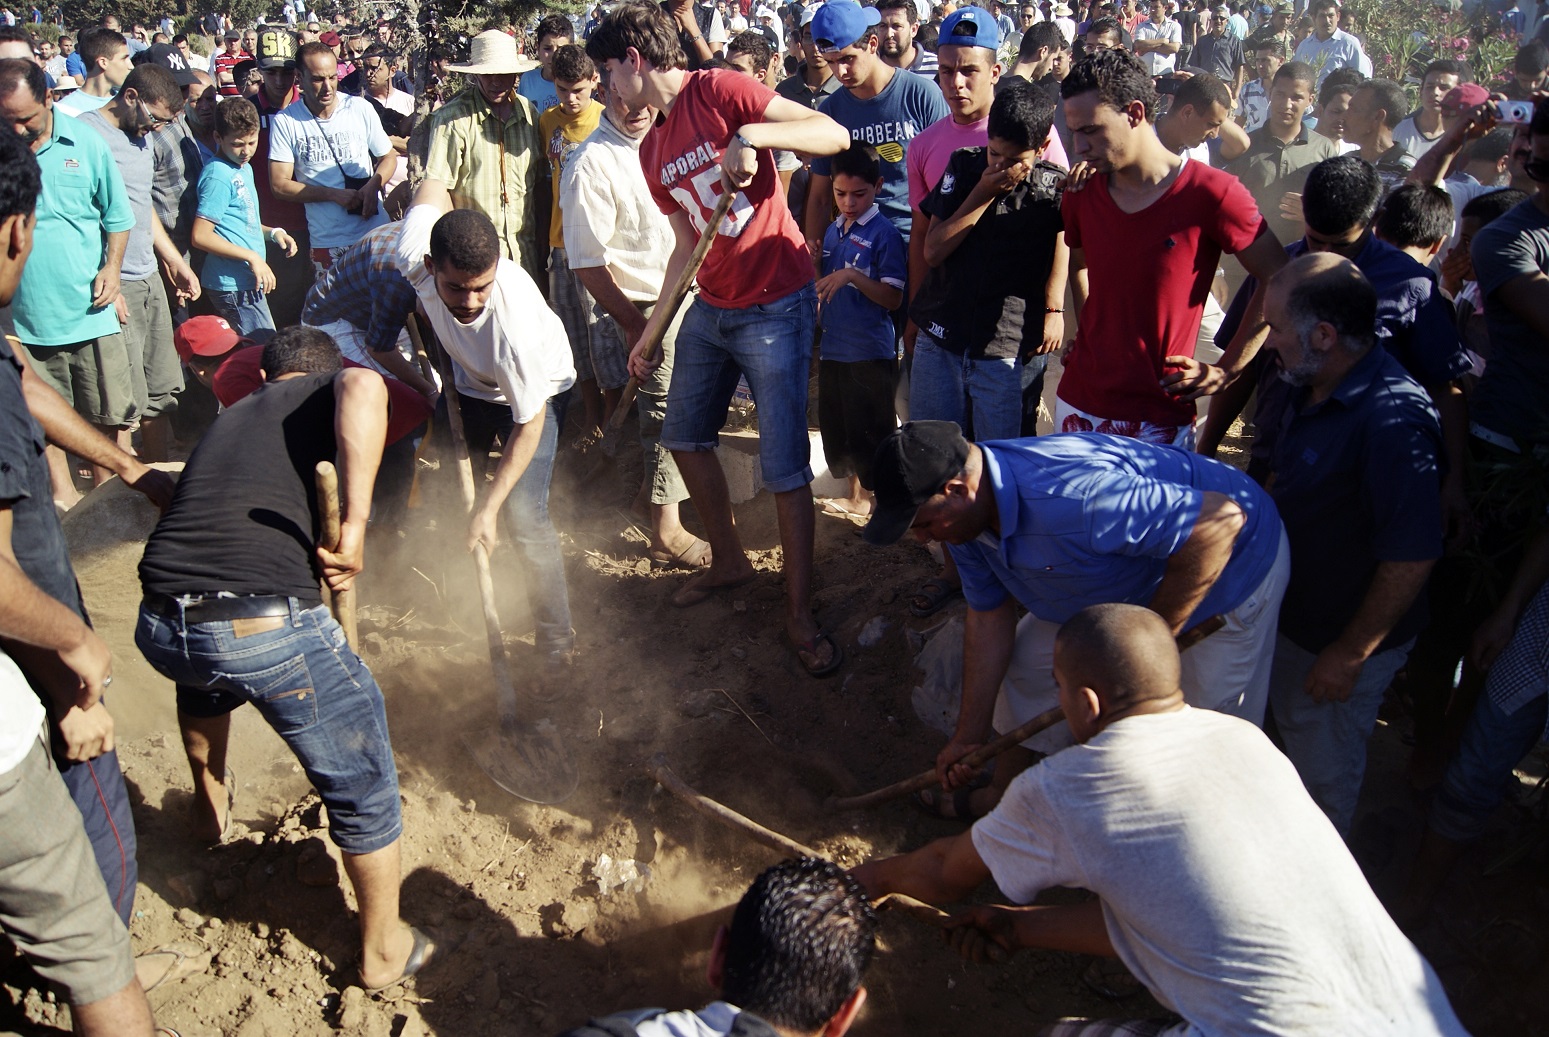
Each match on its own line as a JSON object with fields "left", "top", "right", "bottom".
{"left": 143, "top": 592, "right": 294, "bottom": 623}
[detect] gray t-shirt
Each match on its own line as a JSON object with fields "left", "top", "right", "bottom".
{"left": 1471, "top": 197, "right": 1549, "bottom": 444}
{"left": 78, "top": 108, "right": 157, "bottom": 281}
{"left": 971, "top": 708, "right": 1469, "bottom": 1036}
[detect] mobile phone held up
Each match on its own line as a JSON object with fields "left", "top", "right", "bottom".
{"left": 1495, "top": 100, "right": 1535, "bottom": 125}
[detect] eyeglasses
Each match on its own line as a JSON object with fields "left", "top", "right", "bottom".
{"left": 138, "top": 101, "right": 172, "bottom": 128}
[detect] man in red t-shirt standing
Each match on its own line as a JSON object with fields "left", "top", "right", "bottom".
{"left": 1057, "top": 48, "right": 1286, "bottom": 445}
{"left": 587, "top": 1, "right": 850, "bottom": 676}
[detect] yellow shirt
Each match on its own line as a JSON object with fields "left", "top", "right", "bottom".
{"left": 539, "top": 99, "right": 604, "bottom": 250}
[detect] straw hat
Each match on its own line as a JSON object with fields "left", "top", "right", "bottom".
{"left": 446, "top": 30, "right": 540, "bottom": 75}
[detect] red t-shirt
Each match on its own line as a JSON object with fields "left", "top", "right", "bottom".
{"left": 1060, "top": 159, "right": 1264, "bottom": 427}
{"left": 212, "top": 346, "right": 431, "bottom": 445}
{"left": 642, "top": 70, "right": 811, "bottom": 310}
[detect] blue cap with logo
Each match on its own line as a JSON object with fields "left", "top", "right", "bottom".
{"left": 811, "top": 0, "right": 882, "bottom": 53}
{"left": 938, "top": 6, "right": 1003, "bottom": 50}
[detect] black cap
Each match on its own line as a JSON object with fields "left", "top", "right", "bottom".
{"left": 255, "top": 27, "right": 298, "bottom": 69}
{"left": 861, "top": 421, "right": 970, "bottom": 546}
{"left": 142, "top": 42, "right": 197, "bottom": 85}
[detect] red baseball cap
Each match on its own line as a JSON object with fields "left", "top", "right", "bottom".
{"left": 319, "top": 30, "right": 342, "bottom": 46}
{"left": 173, "top": 316, "right": 242, "bottom": 364}
{"left": 1441, "top": 83, "right": 1491, "bottom": 113}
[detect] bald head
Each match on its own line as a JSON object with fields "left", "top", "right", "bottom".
{"left": 1268, "top": 252, "right": 1376, "bottom": 355}
{"left": 1054, "top": 604, "right": 1182, "bottom": 723}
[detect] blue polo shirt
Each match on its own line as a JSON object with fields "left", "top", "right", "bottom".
{"left": 949, "top": 434, "right": 1282, "bottom": 626}
{"left": 819, "top": 204, "right": 905, "bottom": 363}
{"left": 1269, "top": 346, "right": 1444, "bottom": 655}
{"left": 12, "top": 111, "right": 135, "bottom": 347}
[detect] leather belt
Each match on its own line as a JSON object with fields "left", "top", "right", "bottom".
{"left": 143, "top": 593, "right": 293, "bottom": 624}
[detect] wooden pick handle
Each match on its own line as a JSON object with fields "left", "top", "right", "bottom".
{"left": 314, "top": 461, "right": 357, "bottom": 648}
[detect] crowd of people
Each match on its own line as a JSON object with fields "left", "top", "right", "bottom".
{"left": 1, "top": 0, "right": 1547, "bottom": 1032}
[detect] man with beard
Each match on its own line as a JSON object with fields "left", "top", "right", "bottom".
{"left": 875, "top": 0, "right": 937, "bottom": 77}
{"left": 1261, "top": 253, "right": 1443, "bottom": 837}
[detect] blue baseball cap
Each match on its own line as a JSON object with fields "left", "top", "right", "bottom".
{"left": 811, "top": 0, "right": 882, "bottom": 53}
{"left": 938, "top": 6, "right": 1002, "bottom": 50}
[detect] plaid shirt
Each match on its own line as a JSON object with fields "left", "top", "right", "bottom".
{"left": 424, "top": 85, "right": 542, "bottom": 279}
{"left": 1487, "top": 572, "right": 1549, "bottom": 741}
{"left": 299, "top": 221, "right": 417, "bottom": 356}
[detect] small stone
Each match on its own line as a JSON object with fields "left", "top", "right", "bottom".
{"left": 338, "top": 986, "right": 366, "bottom": 1029}
{"left": 278, "top": 932, "right": 309, "bottom": 963}
{"left": 254, "top": 921, "right": 271, "bottom": 940}
{"left": 731, "top": 600, "right": 747, "bottom": 613}
{"left": 204, "top": 916, "right": 224, "bottom": 931}
{"left": 174, "top": 907, "right": 205, "bottom": 929}
{"left": 729, "top": 646, "right": 747, "bottom": 661}
{"left": 295, "top": 837, "right": 339, "bottom": 888}
{"left": 678, "top": 689, "right": 718, "bottom": 719}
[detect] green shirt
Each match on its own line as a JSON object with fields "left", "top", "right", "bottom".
{"left": 1225, "top": 126, "right": 1339, "bottom": 248}
{"left": 425, "top": 86, "right": 542, "bottom": 280}
{"left": 13, "top": 110, "right": 135, "bottom": 347}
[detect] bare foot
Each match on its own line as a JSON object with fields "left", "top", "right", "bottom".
{"left": 360, "top": 923, "right": 421, "bottom": 992}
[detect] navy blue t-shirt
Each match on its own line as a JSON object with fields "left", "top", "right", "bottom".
{"left": 812, "top": 70, "right": 950, "bottom": 240}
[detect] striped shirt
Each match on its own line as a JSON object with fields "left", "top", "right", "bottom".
{"left": 424, "top": 85, "right": 542, "bottom": 280}
{"left": 299, "top": 221, "right": 417, "bottom": 356}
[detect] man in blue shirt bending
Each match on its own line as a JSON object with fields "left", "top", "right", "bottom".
{"left": 863, "top": 420, "right": 1289, "bottom": 817}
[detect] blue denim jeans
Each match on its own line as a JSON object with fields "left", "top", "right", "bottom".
{"left": 454, "top": 394, "right": 574, "bottom": 658}
{"left": 908, "top": 331, "right": 1023, "bottom": 441}
{"left": 1430, "top": 692, "right": 1547, "bottom": 842}
{"left": 206, "top": 288, "right": 277, "bottom": 341}
{"left": 661, "top": 283, "right": 816, "bottom": 494}
{"left": 135, "top": 597, "right": 402, "bottom": 855}
{"left": 1269, "top": 633, "right": 1414, "bottom": 836}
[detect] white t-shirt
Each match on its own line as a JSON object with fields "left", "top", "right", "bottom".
{"left": 1394, "top": 115, "right": 1444, "bottom": 162}
{"left": 396, "top": 204, "right": 575, "bottom": 424}
{"left": 559, "top": 112, "right": 674, "bottom": 302}
{"left": 971, "top": 708, "right": 1469, "bottom": 1037}
{"left": 0, "top": 651, "right": 46, "bottom": 777}
{"left": 1134, "top": 18, "right": 1182, "bottom": 75}
{"left": 269, "top": 95, "right": 392, "bottom": 248}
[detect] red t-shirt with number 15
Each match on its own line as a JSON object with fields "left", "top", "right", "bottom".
{"left": 642, "top": 69, "right": 812, "bottom": 310}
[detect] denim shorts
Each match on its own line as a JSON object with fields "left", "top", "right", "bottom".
{"left": 206, "top": 287, "right": 277, "bottom": 342}
{"left": 660, "top": 282, "right": 816, "bottom": 494}
{"left": 135, "top": 597, "right": 402, "bottom": 855}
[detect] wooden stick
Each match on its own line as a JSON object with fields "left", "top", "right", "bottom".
{"left": 824, "top": 615, "right": 1229, "bottom": 813}
{"left": 825, "top": 706, "right": 1066, "bottom": 813}
{"left": 648, "top": 753, "right": 821, "bottom": 861}
{"left": 314, "top": 461, "right": 357, "bottom": 648}
{"left": 413, "top": 313, "right": 521, "bottom": 728}
{"left": 405, "top": 318, "right": 436, "bottom": 510}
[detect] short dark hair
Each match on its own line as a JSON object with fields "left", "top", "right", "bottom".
{"left": 1374, "top": 183, "right": 1453, "bottom": 249}
{"left": 876, "top": 0, "right": 920, "bottom": 23}
{"left": 122, "top": 63, "right": 185, "bottom": 110}
{"left": 1513, "top": 39, "right": 1548, "bottom": 75}
{"left": 1460, "top": 187, "right": 1529, "bottom": 224}
{"left": 916, "top": 21, "right": 939, "bottom": 53}
{"left": 1460, "top": 125, "right": 1514, "bottom": 169}
{"left": 0, "top": 55, "right": 45, "bottom": 104}
{"left": 586, "top": 1, "right": 685, "bottom": 72}
{"left": 549, "top": 42, "right": 596, "bottom": 83}
{"left": 1357, "top": 79, "right": 1406, "bottom": 129}
{"left": 1174, "top": 72, "right": 1230, "bottom": 114}
{"left": 989, "top": 82, "right": 1057, "bottom": 151}
{"left": 1309, "top": 0, "right": 1338, "bottom": 13}
{"left": 831, "top": 142, "right": 881, "bottom": 182}
{"left": 0, "top": 25, "right": 31, "bottom": 46}
{"left": 1018, "top": 20, "right": 1064, "bottom": 60}
{"left": 59, "top": 33, "right": 74, "bottom": 45}
{"left": 1302, "top": 155, "right": 1381, "bottom": 236}
{"left": 720, "top": 858, "right": 877, "bottom": 1035}
{"left": 215, "top": 95, "right": 259, "bottom": 137}
{"left": 262, "top": 325, "right": 343, "bottom": 380}
{"left": 1274, "top": 59, "right": 1315, "bottom": 92}
{"left": 1062, "top": 46, "right": 1158, "bottom": 121}
{"left": 429, "top": 208, "right": 501, "bottom": 274}
{"left": 726, "top": 30, "right": 775, "bottom": 72}
{"left": 1317, "top": 65, "right": 1364, "bottom": 105}
{"left": 1279, "top": 258, "right": 1377, "bottom": 354}
{"left": 1085, "top": 15, "right": 1123, "bottom": 45}
{"left": 1422, "top": 58, "right": 1468, "bottom": 83}
{"left": 361, "top": 42, "right": 396, "bottom": 65}
{"left": 535, "top": 13, "right": 575, "bottom": 46}
{"left": 171, "top": 33, "right": 186, "bottom": 45}
{"left": 78, "top": 26, "right": 127, "bottom": 73}
{"left": 0, "top": 122, "right": 41, "bottom": 223}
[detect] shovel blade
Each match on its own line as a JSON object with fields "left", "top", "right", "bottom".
{"left": 463, "top": 720, "right": 580, "bottom": 805}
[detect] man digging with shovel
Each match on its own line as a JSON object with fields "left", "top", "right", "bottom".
{"left": 135, "top": 327, "right": 450, "bottom": 995}
{"left": 861, "top": 421, "right": 1290, "bottom": 819}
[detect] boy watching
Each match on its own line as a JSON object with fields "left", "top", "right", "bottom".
{"left": 519, "top": 13, "right": 575, "bottom": 113}
{"left": 815, "top": 145, "right": 905, "bottom": 520}
{"left": 193, "top": 95, "right": 300, "bottom": 338}
{"left": 909, "top": 84, "right": 1067, "bottom": 443}
{"left": 1374, "top": 182, "right": 1454, "bottom": 266}
{"left": 538, "top": 44, "right": 613, "bottom": 440}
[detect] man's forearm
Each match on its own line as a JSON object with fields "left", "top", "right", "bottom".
{"left": 1407, "top": 127, "right": 1463, "bottom": 187}
{"left": 335, "top": 369, "right": 390, "bottom": 527}
{"left": 102, "top": 229, "right": 128, "bottom": 274}
{"left": 369, "top": 345, "right": 436, "bottom": 397}
{"left": 150, "top": 215, "right": 184, "bottom": 268}
{"left": 957, "top": 600, "right": 1019, "bottom": 744}
{"left": 736, "top": 112, "right": 849, "bottom": 158}
{"left": 0, "top": 559, "right": 94, "bottom": 659}
{"left": 575, "top": 265, "right": 649, "bottom": 340}
{"left": 1337, "top": 558, "right": 1436, "bottom": 659}
{"left": 852, "top": 833, "right": 991, "bottom": 905}
{"left": 804, "top": 172, "right": 833, "bottom": 258}
{"left": 410, "top": 176, "right": 455, "bottom": 215}
{"left": 1005, "top": 901, "right": 1118, "bottom": 957}
{"left": 481, "top": 403, "right": 547, "bottom": 517}
{"left": 373, "top": 151, "right": 396, "bottom": 185}
{"left": 1148, "top": 492, "right": 1245, "bottom": 634}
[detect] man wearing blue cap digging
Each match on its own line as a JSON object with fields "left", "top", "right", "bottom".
{"left": 802, "top": 0, "right": 949, "bottom": 252}
{"left": 861, "top": 420, "right": 1289, "bottom": 818}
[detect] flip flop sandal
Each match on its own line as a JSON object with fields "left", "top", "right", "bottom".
{"left": 785, "top": 627, "right": 844, "bottom": 678}
{"left": 137, "top": 941, "right": 212, "bottom": 993}
{"left": 649, "top": 537, "right": 712, "bottom": 570}
{"left": 909, "top": 579, "right": 963, "bottom": 618}
{"left": 363, "top": 926, "right": 451, "bottom": 997}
